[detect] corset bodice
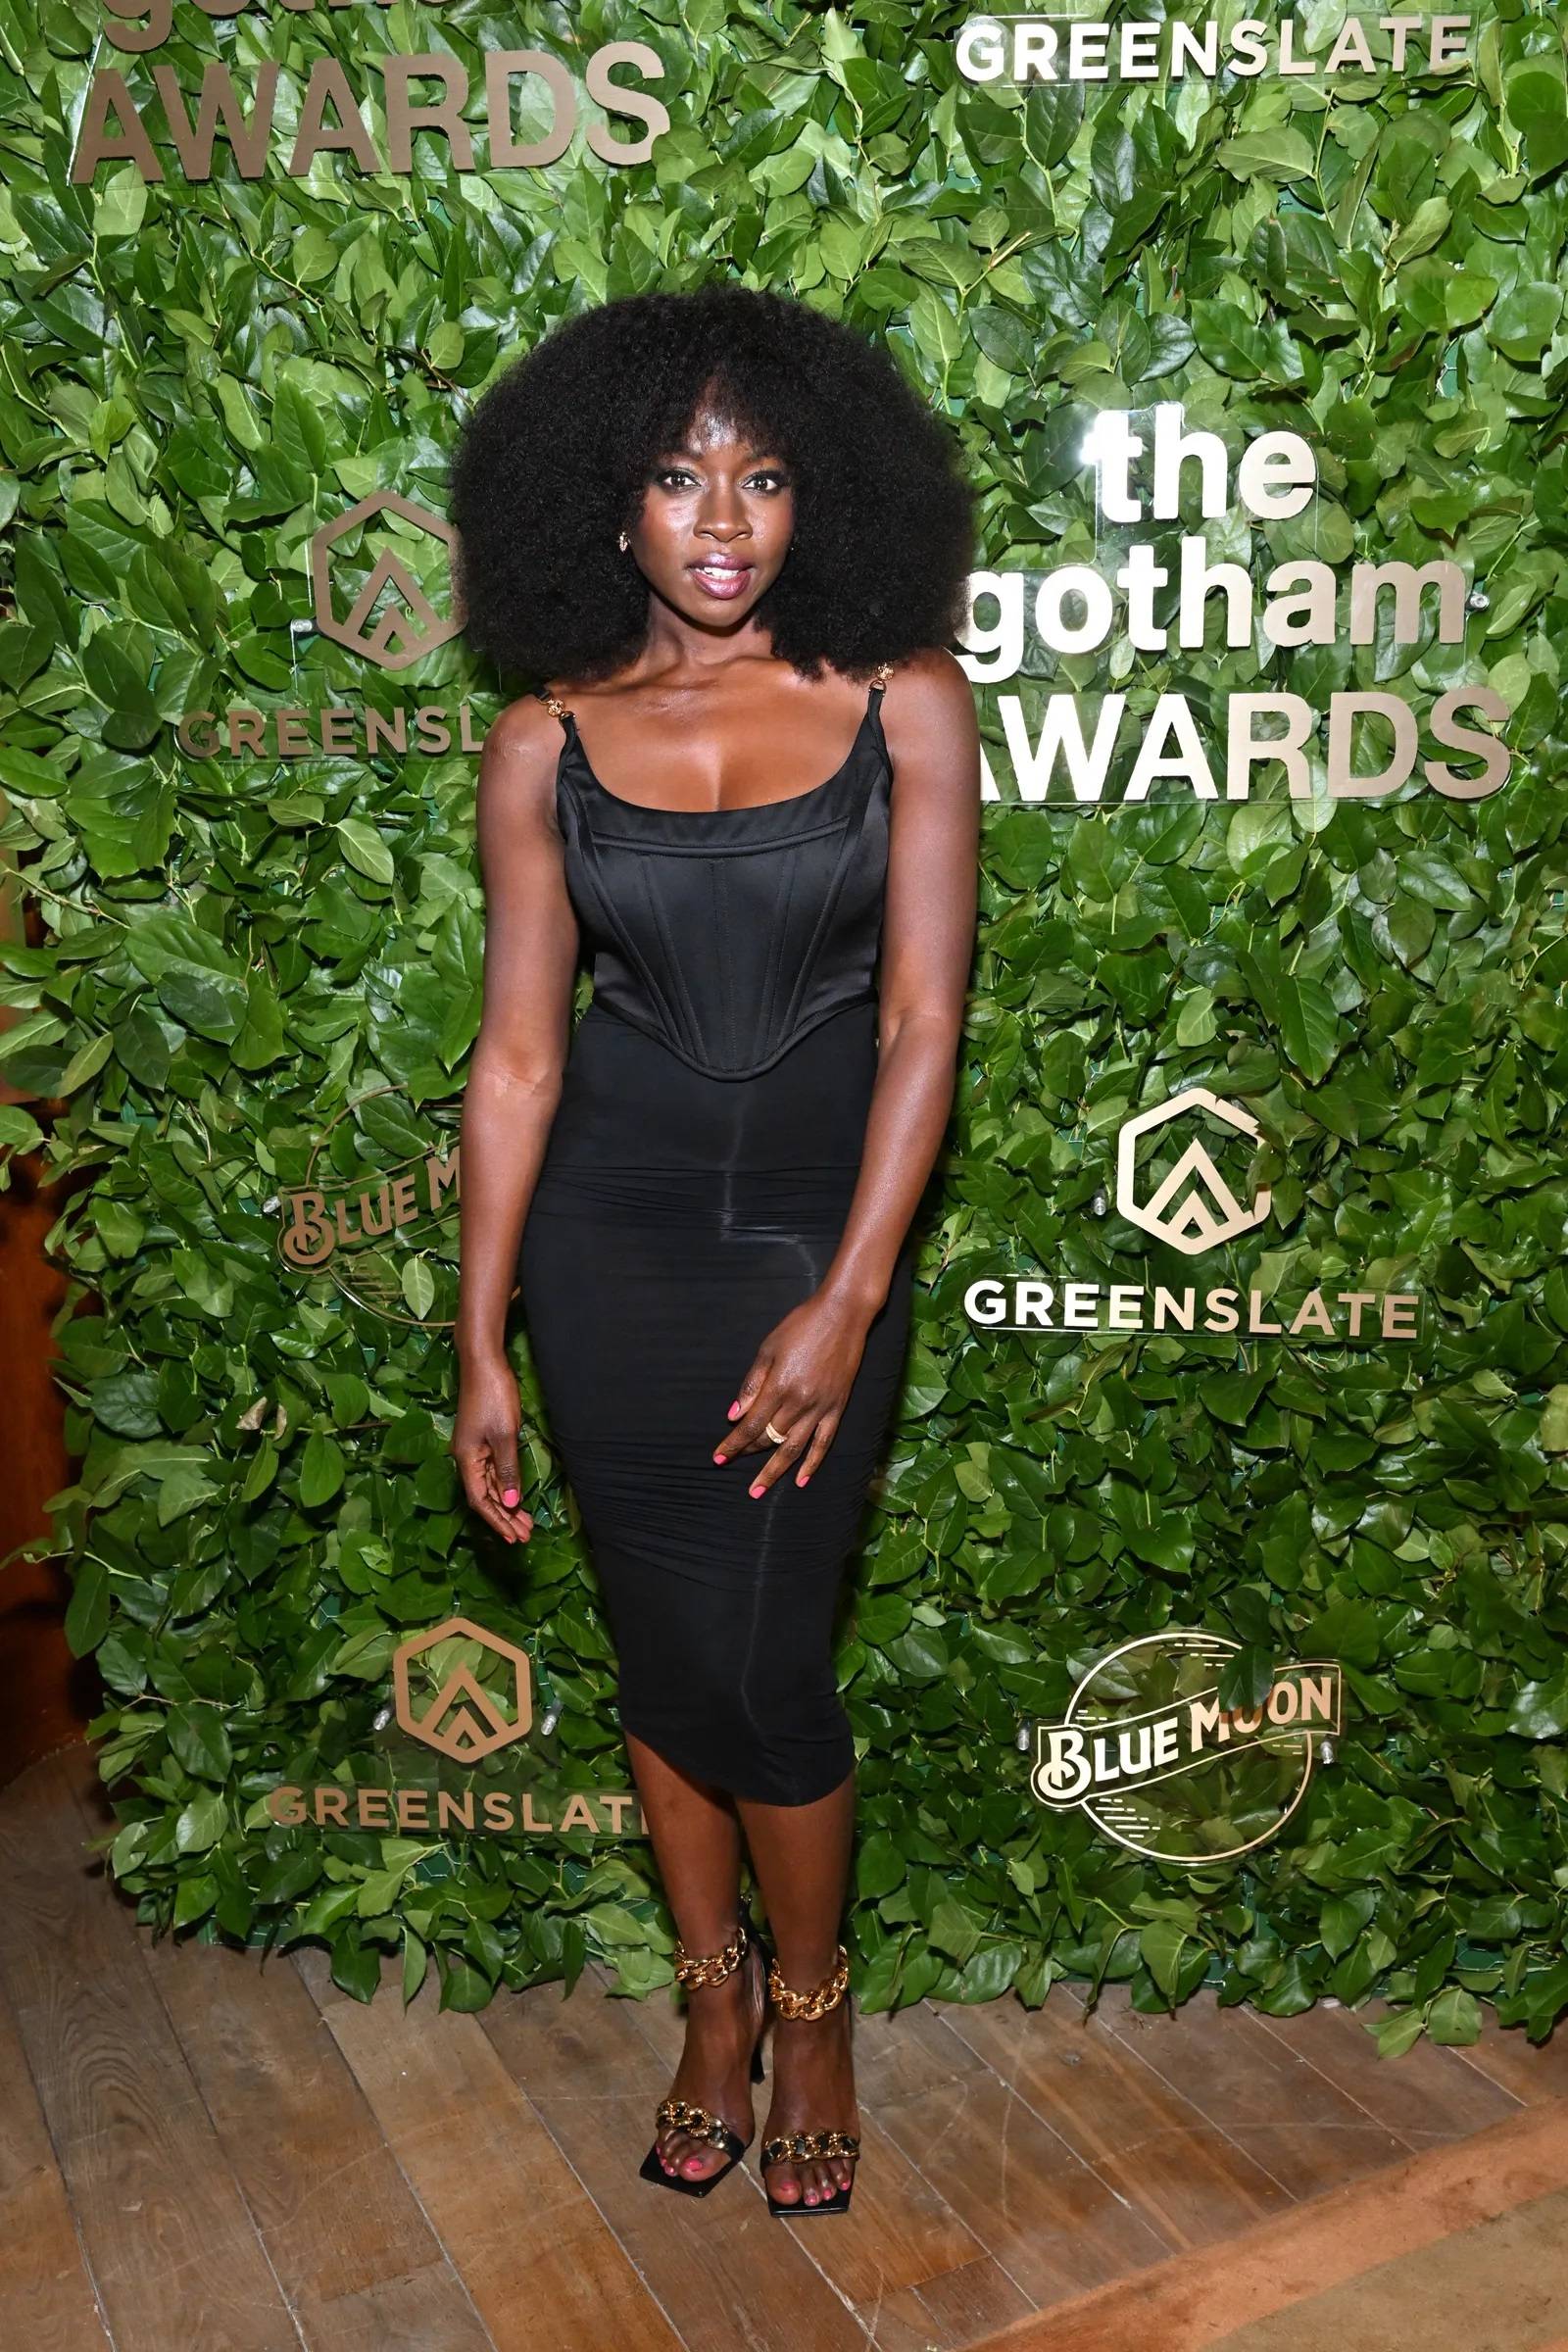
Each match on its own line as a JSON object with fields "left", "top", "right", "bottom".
{"left": 549, "top": 684, "right": 892, "bottom": 1080}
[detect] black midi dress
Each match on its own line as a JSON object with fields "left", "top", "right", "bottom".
{"left": 516, "top": 674, "right": 914, "bottom": 1806}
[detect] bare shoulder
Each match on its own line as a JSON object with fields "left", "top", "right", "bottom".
{"left": 481, "top": 692, "right": 566, "bottom": 770}
{"left": 879, "top": 646, "right": 980, "bottom": 789}
{"left": 880, "top": 645, "right": 977, "bottom": 738}
{"left": 475, "top": 694, "right": 566, "bottom": 820}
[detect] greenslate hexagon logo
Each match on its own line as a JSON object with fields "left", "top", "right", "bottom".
{"left": 310, "top": 491, "right": 463, "bottom": 671}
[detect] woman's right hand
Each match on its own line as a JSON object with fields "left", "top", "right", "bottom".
{"left": 451, "top": 1353, "right": 534, "bottom": 1545}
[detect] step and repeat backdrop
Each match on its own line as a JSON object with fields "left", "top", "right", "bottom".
{"left": 3, "top": 1, "right": 1567, "bottom": 2041}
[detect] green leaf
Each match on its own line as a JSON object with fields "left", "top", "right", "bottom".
{"left": 158, "top": 1463, "right": 216, "bottom": 1526}
{"left": 928, "top": 1896, "right": 982, "bottom": 1966}
{"left": 427, "top": 322, "right": 465, "bottom": 370}
{"left": 168, "top": 1703, "right": 233, "bottom": 1782}
{"left": 337, "top": 818, "right": 396, "bottom": 886}
{"left": 1319, "top": 1891, "right": 1375, "bottom": 1960}
{"left": 295, "top": 1883, "right": 361, "bottom": 1940}
{"left": 330, "top": 1933, "right": 382, "bottom": 2002}
{"left": 1387, "top": 198, "right": 1450, "bottom": 269}
{"left": 0, "top": 745, "right": 70, "bottom": 797}
{"left": 901, "top": 1346, "right": 947, "bottom": 1417}
{"left": 400, "top": 1255, "right": 437, "bottom": 1320}
{"left": 908, "top": 290, "right": 962, "bottom": 369}
{"left": 0, "top": 1106, "right": 44, "bottom": 1155}
{"left": 57, "top": 1029, "right": 116, "bottom": 1095}
{"left": 438, "top": 1956, "right": 497, "bottom": 2013}
{"left": 1021, "top": 83, "right": 1082, "bottom": 172}
{"left": 1278, "top": 975, "right": 1343, "bottom": 1083}
{"left": 1139, "top": 1920, "right": 1194, "bottom": 2001}
{"left": 172, "top": 1873, "right": 217, "bottom": 1927}
{"left": 1505, "top": 1668, "right": 1568, "bottom": 1740}
{"left": 1368, "top": 2008, "right": 1426, "bottom": 2060}
{"left": 1487, "top": 283, "right": 1563, "bottom": 363}
{"left": 0, "top": 1012, "right": 67, "bottom": 1063}
{"left": 970, "top": 306, "right": 1035, "bottom": 377}
{"left": 1216, "top": 129, "right": 1315, "bottom": 181}
{"left": 174, "top": 1788, "right": 227, "bottom": 1854}
{"left": 1505, "top": 63, "right": 1568, "bottom": 178}
{"left": 299, "top": 1432, "right": 346, "bottom": 1508}
{"left": 65, "top": 1558, "right": 111, "bottom": 1656}
{"left": 1425, "top": 1986, "right": 1482, "bottom": 2047}
{"left": 232, "top": 976, "right": 285, "bottom": 1072}
{"left": 855, "top": 1832, "right": 905, "bottom": 1899}
{"left": 885, "top": 1627, "right": 948, "bottom": 1681}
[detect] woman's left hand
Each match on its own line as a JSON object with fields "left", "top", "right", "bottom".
{"left": 713, "top": 1289, "right": 874, "bottom": 1495}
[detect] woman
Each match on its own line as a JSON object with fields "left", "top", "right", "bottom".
{"left": 448, "top": 284, "right": 979, "bottom": 2216}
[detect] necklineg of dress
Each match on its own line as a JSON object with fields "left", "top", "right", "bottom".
{"left": 548, "top": 677, "right": 890, "bottom": 819}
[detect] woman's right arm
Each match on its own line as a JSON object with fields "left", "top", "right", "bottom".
{"left": 451, "top": 698, "right": 579, "bottom": 1545}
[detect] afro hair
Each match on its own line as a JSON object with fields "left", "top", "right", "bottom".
{"left": 448, "top": 283, "right": 976, "bottom": 687}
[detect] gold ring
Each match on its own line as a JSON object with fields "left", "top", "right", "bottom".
{"left": 764, "top": 1421, "right": 788, "bottom": 1446}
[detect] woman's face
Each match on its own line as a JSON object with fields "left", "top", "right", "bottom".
{"left": 628, "top": 401, "right": 795, "bottom": 628}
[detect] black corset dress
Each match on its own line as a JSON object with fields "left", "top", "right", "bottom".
{"left": 517, "top": 678, "right": 914, "bottom": 1805}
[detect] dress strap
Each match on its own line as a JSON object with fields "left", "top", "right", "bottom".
{"left": 869, "top": 661, "right": 894, "bottom": 692}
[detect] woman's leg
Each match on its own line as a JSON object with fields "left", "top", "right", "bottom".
{"left": 738, "top": 1768, "right": 859, "bottom": 2209}
{"left": 627, "top": 1733, "right": 768, "bottom": 2184}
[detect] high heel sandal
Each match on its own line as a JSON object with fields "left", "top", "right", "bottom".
{"left": 638, "top": 1916, "right": 768, "bottom": 2198}
{"left": 759, "top": 1942, "right": 860, "bottom": 2218}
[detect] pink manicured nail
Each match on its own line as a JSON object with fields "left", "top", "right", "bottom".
{"left": 749, "top": 1482, "right": 765, "bottom": 1498}
{"left": 796, "top": 1472, "right": 809, "bottom": 1487}
{"left": 727, "top": 1401, "right": 741, "bottom": 1418}
{"left": 712, "top": 1449, "right": 726, "bottom": 1464}
{"left": 501, "top": 1488, "right": 519, "bottom": 1507}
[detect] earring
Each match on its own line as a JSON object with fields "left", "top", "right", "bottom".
{"left": 617, "top": 530, "right": 629, "bottom": 552}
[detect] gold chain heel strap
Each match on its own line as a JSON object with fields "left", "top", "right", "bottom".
{"left": 765, "top": 1942, "right": 850, "bottom": 2021}
{"left": 650, "top": 1922, "right": 754, "bottom": 2177}
{"left": 758, "top": 1945, "right": 859, "bottom": 2201}
{"left": 671, "top": 1916, "right": 749, "bottom": 1992}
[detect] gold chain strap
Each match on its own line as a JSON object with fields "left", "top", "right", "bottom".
{"left": 765, "top": 1942, "right": 850, "bottom": 2021}
{"left": 671, "top": 1917, "right": 749, "bottom": 1991}
{"left": 657, "top": 2096, "right": 739, "bottom": 2150}
{"left": 761, "top": 2127, "right": 860, "bottom": 2165}
{"left": 870, "top": 660, "right": 894, "bottom": 688}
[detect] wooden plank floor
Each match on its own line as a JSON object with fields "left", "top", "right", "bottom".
{"left": 2, "top": 1744, "right": 1564, "bottom": 2352}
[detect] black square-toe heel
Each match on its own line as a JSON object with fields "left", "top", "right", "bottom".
{"left": 640, "top": 1916, "right": 768, "bottom": 2197}
{"left": 757, "top": 1942, "right": 859, "bottom": 2218}
{"left": 761, "top": 2132, "right": 858, "bottom": 2217}
{"left": 639, "top": 2106, "right": 747, "bottom": 2197}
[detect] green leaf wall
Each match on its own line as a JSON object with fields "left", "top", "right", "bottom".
{"left": 4, "top": 0, "right": 1568, "bottom": 2043}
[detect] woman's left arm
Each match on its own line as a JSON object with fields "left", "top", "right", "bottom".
{"left": 714, "top": 648, "right": 981, "bottom": 1494}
